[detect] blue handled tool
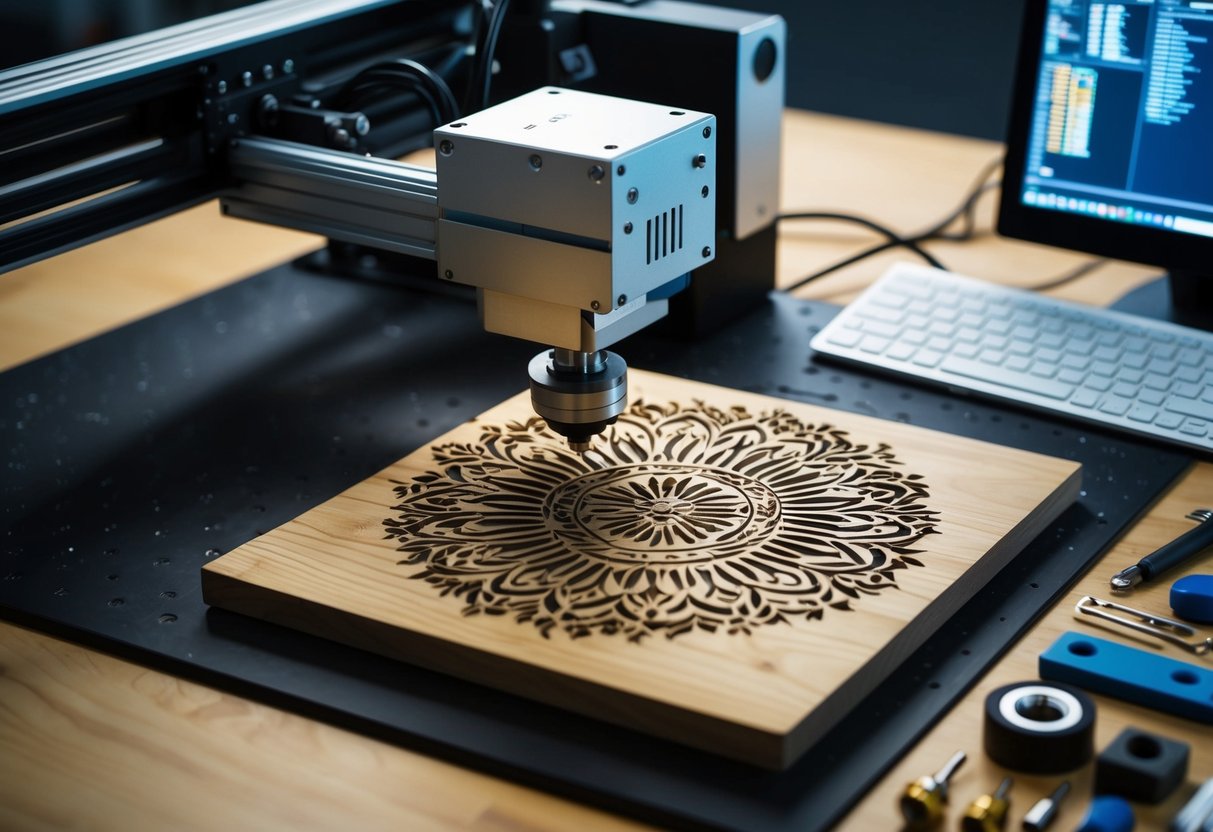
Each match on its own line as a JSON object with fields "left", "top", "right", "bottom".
{"left": 1111, "top": 508, "right": 1213, "bottom": 590}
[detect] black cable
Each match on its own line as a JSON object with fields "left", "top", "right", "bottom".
{"left": 473, "top": 0, "right": 511, "bottom": 112}
{"left": 777, "top": 211, "right": 945, "bottom": 270}
{"left": 1030, "top": 258, "right": 1108, "bottom": 291}
{"left": 781, "top": 155, "right": 1004, "bottom": 293}
{"left": 461, "top": 0, "right": 494, "bottom": 114}
{"left": 918, "top": 156, "right": 1003, "bottom": 242}
{"left": 342, "top": 59, "right": 461, "bottom": 128}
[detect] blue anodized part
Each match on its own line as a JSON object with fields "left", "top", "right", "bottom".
{"left": 1171, "top": 574, "right": 1213, "bottom": 624}
{"left": 1039, "top": 631, "right": 1213, "bottom": 723}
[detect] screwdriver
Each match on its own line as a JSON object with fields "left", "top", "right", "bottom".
{"left": 899, "top": 750, "right": 967, "bottom": 829}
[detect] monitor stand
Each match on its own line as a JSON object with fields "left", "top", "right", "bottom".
{"left": 1111, "top": 270, "right": 1213, "bottom": 332}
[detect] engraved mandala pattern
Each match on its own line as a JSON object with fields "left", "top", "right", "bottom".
{"left": 383, "top": 400, "right": 938, "bottom": 641}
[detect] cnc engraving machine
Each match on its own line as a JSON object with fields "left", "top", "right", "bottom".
{"left": 0, "top": 0, "right": 785, "bottom": 449}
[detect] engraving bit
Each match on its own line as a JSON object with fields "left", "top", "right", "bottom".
{"left": 961, "top": 777, "right": 1012, "bottom": 832}
{"left": 1021, "top": 780, "right": 1069, "bottom": 832}
{"left": 899, "top": 750, "right": 967, "bottom": 829}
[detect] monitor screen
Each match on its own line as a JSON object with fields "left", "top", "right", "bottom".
{"left": 999, "top": 0, "right": 1213, "bottom": 287}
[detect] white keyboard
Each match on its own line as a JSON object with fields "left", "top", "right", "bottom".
{"left": 810, "top": 263, "right": 1213, "bottom": 455}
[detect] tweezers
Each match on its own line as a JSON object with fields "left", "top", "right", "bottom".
{"left": 1074, "top": 595, "right": 1212, "bottom": 656}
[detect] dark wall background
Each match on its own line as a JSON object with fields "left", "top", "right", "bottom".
{"left": 699, "top": 0, "right": 1027, "bottom": 140}
{"left": 0, "top": 0, "right": 1027, "bottom": 140}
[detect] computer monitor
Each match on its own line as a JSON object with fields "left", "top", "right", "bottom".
{"left": 998, "top": 0, "right": 1213, "bottom": 330}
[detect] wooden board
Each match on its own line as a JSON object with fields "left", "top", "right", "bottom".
{"left": 202, "top": 369, "right": 1081, "bottom": 769}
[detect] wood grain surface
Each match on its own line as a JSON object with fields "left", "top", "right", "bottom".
{"left": 204, "top": 368, "right": 1081, "bottom": 769}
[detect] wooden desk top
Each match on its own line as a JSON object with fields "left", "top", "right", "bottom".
{"left": 2, "top": 110, "right": 1209, "bottom": 831}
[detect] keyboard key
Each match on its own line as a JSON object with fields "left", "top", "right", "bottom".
{"left": 1176, "top": 365, "right": 1203, "bottom": 383}
{"left": 1071, "top": 389, "right": 1100, "bottom": 408}
{"left": 1140, "top": 388, "right": 1165, "bottom": 406}
{"left": 940, "top": 356, "right": 1073, "bottom": 399}
{"left": 865, "top": 304, "right": 906, "bottom": 322}
{"left": 1156, "top": 411, "right": 1184, "bottom": 430}
{"left": 1181, "top": 419, "right": 1209, "bottom": 437}
{"left": 1127, "top": 404, "right": 1158, "bottom": 423}
{"left": 862, "top": 320, "right": 901, "bottom": 338}
{"left": 1164, "top": 396, "right": 1213, "bottom": 422}
{"left": 1099, "top": 396, "right": 1132, "bottom": 417}
{"left": 886, "top": 342, "right": 916, "bottom": 362}
{"left": 913, "top": 349, "right": 944, "bottom": 368}
{"left": 1179, "top": 347, "right": 1205, "bottom": 366}
{"left": 859, "top": 335, "right": 891, "bottom": 354}
{"left": 1029, "top": 361, "right": 1058, "bottom": 378}
{"left": 826, "top": 328, "right": 863, "bottom": 348}
{"left": 1122, "top": 352, "right": 1150, "bottom": 370}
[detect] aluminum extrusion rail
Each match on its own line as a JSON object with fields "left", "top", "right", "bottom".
{"left": 222, "top": 137, "right": 438, "bottom": 260}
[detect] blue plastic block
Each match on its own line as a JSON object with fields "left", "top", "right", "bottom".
{"left": 1039, "top": 631, "right": 1213, "bottom": 723}
{"left": 1171, "top": 574, "right": 1213, "bottom": 624}
{"left": 1075, "top": 795, "right": 1134, "bottom": 832}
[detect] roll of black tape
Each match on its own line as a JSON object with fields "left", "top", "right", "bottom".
{"left": 983, "top": 682, "right": 1096, "bottom": 774}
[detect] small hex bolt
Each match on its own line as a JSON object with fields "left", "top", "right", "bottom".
{"left": 624, "top": 222, "right": 633, "bottom": 234}
{"left": 703, "top": 125, "right": 712, "bottom": 138}
{"left": 439, "top": 139, "right": 454, "bottom": 156}
{"left": 701, "top": 185, "right": 710, "bottom": 198}
{"left": 262, "top": 64, "right": 274, "bottom": 80}
{"left": 627, "top": 187, "right": 639, "bottom": 204}
{"left": 241, "top": 70, "right": 253, "bottom": 87}
{"left": 443, "top": 269, "right": 454, "bottom": 279}
{"left": 617, "top": 294, "right": 627, "bottom": 306}
{"left": 693, "top": 153, "right": 707, "bottom": 168}
{"left": 702, "top": 246, "right": 712, "bottom": 258}
{"left": 588, "top": 164, "right": 605, "bottom": 182}
{"left": 529, "top": 154, "right": 543, "bottom": 170}
{"left": 216, "top": 80, "right": 228, "bottom": 95}
{"left": 353, "top": 114, "right": 370, "bottom": 136}
{"left": 330, "top": 126, "right": 351, "bottom": 147}
{"left": 226, "top": 113, "right": 240, "bottom": 125}
{"left": 282, "top": 58, "right": 295, "bottom": 73}
{"left": 590, "top": 300, "right": 601, "bottom": 311}
{"left": 616, "top": 164, "right": 626, "bottom": 175}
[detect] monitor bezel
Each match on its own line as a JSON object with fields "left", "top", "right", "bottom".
{"left": 997, "top": 0, "right": 1213, "bottom": 274}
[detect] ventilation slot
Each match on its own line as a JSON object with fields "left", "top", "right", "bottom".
{"left": 645, "top": 204, "right": 683, "bottom": 265}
